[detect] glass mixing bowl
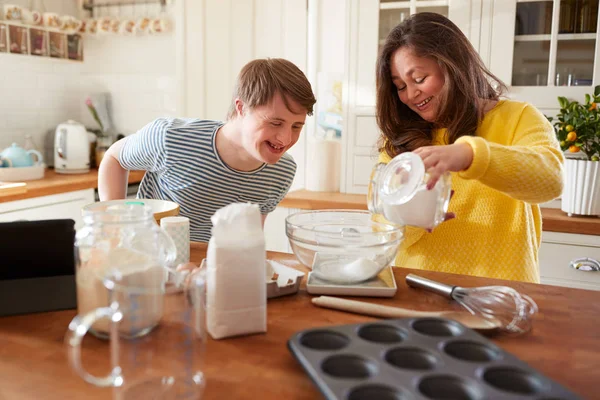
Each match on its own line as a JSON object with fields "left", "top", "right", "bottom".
{"left": 285, "top": 210, "right": 404, "bottom": 284}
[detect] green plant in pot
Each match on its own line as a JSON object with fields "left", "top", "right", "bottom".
{"left": 550, "top": 86, "right": 600, "bottom": 216}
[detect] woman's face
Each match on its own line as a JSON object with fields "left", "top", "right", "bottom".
{"left": 390, "top": 47, "right": 445, "bottom": 122}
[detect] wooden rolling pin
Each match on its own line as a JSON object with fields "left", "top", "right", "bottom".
{"left": 311, "top": 296, "right": 499, "bottom": 332}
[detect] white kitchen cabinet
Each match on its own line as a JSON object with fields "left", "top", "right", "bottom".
{"left": 539, "top": 230, "right": 600, "bottom": 291}
{"left": 485, "top": 0, "right": 600, "bottom": 115}
{"left": 342, "top": 0, "right": 474, "bottom": 194}
{"left": 0, "top": 189, "right": 95, "bottom": 231}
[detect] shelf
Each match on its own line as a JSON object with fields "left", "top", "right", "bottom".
{"left": 515, "top": 34, "right": 551, "bottom": 42}
{"left": 380, "top": 0, "right": 448, "bottom": 10}
{"left": 0, "top": 21, "right": 83, "bottom": 62}
{"left": 515, "top": 33, "right": 597, "bottom": 42}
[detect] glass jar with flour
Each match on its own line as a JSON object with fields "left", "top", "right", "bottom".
{"left": 74, "top": 203, "right": 177, "bottom": 339}
{"left": 368, "top": 152, "right": 452, "bottom": 230}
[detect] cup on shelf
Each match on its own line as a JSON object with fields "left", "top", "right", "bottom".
{"left": 97, "top": 17, "right": 112, "bottom": 34}
{"left": 22, "top": 8, "right": 43, "bottom": 26}
{"left": 85, "top": 18, "right": 98, "bottom": 35}
{"left": 109, "top": 19, "right": 121, "bottom": 34}
{"left": 61, "top": 16, "right": 82, "bottom": 34}
{"left": 149, "top": 17, "right": 170, "bottom": 34}
{"left": 43, "top": 12, "right": 62, "bottom": 29}
{"left": 135, "top": 17, "right": 151, "bottom": 34}
{"left": 3, "top": 4, "right": 22, "bottom": 21}
{"left": 119, "top": 19, "right": 136, "bottom": 35}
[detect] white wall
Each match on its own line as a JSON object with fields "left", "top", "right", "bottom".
{"left": 79, "top": 31, "right": 177, "bottom": 134}
{"left": 78, "top": 2, "right": 178, "bottom": 136}
{"left": 0, "top": 0, "right": 81, "bottom": 152}
{"left": 317, "top": 0, "right": 346, "bottom": 76}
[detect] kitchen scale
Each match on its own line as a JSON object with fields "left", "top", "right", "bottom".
{"left": 306, "top": 253, "right": 397, "bottom": 298}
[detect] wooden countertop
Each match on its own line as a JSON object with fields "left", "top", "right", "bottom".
{"left": 280, "top": 189, "right": 600, "bottom": 236}
{"left": 0, "top": 169, "right": 145, "bottom": 203}
{"left": 0, "top": 243, "right": 597, "bottom": 399}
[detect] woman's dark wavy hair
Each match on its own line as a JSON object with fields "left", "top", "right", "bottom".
{"left": 376, "top": 12, "right": 506, "bottom": 158}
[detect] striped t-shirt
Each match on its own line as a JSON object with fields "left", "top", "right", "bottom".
{"left": 118, "top": 118, "right": 297, "bottom": 242}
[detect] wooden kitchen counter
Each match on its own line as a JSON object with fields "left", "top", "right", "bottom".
{"left": 0, "top": 243, "right": 598, "bottom": 399}
{"left": 280, "top": 189, "right": 600, "bottom": 236}
{"left": 0, "top": 169, "right": 145, "bottom": 203}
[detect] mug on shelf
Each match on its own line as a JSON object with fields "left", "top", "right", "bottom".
{"left": 85, "top": 18, "right": 98, "bottom": 35}
{"left": 22, "top": 8, "right": 42, "bottom": 26}
{"left": 3, "top": 4, "right": 22, "bottom": 21}
{"left": 109, "top": 19, "right": 121, "bottom": 34}
{"left": 135, "top": 17, "right": 151, "bottom": 34}
{"left": 119, "top": 19, "right": 136, "bottom": 35}
{"left": 97, "top": 17, "right": 112, "bottom": 34}
{"left": 149, "top": 17, "right": 170, "bottom": 34}
{"left": 62, "top": 16, "right": 83, "bottom": 34}
{"left": 43, "top": 12, "right": 62, "bottom": 29}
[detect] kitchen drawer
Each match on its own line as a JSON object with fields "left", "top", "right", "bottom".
{"left": 539, "top": 232, "right": 600, "bottom": 291}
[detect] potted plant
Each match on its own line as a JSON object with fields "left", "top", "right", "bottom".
{"left": 551, "top": 86, "right": 600, "bottom": 217}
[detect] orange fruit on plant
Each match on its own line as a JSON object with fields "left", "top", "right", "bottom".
{"left": 566, "top": 124, "right": 574, "bottom": 132}
{"left": 569, "top": 145, "right": 580, "bottom": 153}
{"left": 589, "top": 103, "right": 597, "bottom": 111}
{"left": 566, "top": 131, "right": 577, "bottom": 142}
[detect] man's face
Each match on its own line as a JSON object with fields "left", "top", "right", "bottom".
{"left": 237, "top": 92, "right": 307, "bottom": 164}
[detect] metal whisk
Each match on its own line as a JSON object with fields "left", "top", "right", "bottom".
{"left": 406, "top": 274, "right": 538, "bottom": 334}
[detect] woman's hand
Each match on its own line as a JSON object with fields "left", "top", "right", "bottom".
{"left": 413, "top": 142, "right": 474, "bottom": 190}
{"left": 426, "top": 190, "right": 455, "bottom": 233}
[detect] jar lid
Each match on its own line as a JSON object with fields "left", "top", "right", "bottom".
{"left": 379, "top": 152, "right": 425, "bottom": 204}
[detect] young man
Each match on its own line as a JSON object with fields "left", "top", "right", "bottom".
{"left": 98, "top": 58, "right": 316, "bottom": 242}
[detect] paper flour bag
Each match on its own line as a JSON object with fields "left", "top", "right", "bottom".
{"left": 206, "top": 203, "right": 266, "bottom": 339}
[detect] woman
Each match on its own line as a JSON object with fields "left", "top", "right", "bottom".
{"left": 375, "top": 13, "right": 563, "bottom": 282}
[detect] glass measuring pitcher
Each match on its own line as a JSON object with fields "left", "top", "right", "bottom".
{"left": 75, "top": 203, "right": 177, "bottom": 339}
{"left": 368, "top": 152, "right": 452, "bottom": 230}
{"left": 65, "top": 267, "right": 206, "bottom": 400}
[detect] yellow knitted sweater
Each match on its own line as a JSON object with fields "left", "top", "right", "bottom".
{"left": 379, "top": 100, "right": 564, "bottom": 283}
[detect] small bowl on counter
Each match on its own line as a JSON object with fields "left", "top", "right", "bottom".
{"left": 82, "top": 199, "right": 180, "bottom": 224}
{"left": 285, "top": 210, "right": 404, "bottom": 284}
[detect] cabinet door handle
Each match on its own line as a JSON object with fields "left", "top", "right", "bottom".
{"left": 569, "top": 257, "right": 600, "bottom": 272}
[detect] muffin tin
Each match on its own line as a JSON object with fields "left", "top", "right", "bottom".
{"left": 287, "top": 318, "right": 581, "bottom": 400}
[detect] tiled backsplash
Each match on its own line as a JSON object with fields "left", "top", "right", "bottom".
{"left": 0, "top": 1, "right": 177, "bottom": 156}
{"left": 0, "top": 55, "right": 85, "bottom": 151}
{"left": 79, "top": 32, "right": 177, "bottom": 136}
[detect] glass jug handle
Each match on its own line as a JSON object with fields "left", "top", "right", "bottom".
{"left": 156, "top": 226, "right": 178, "bottom": 268}
{"left": 368, "top": 163, "right": 386, "bottom": 214}
{"left": 64, "top": 305, "right": 124, "bottom": 387}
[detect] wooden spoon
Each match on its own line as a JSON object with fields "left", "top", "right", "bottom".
{"left": 312, "top": 296, "right": 501, "bottom": 334}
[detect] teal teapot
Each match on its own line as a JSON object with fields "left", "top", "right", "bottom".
{"left": 0, "top": 143, "right": 44, "bottom": 168}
